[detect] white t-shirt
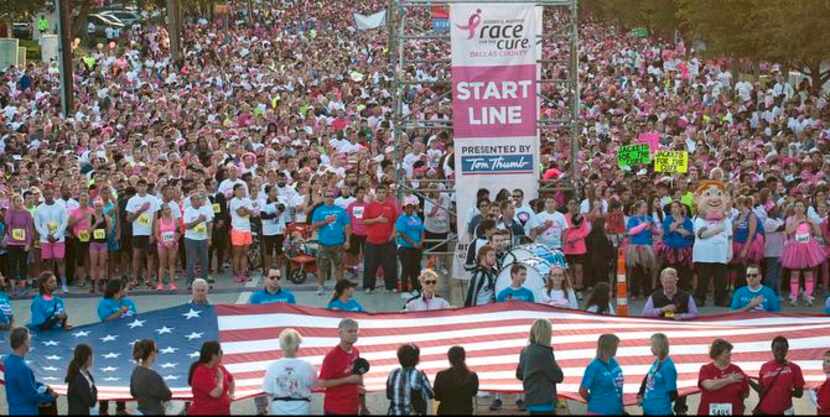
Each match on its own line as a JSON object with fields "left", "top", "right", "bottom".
{"left": 424, "top": 193, "right": 451, "bottom": 234}
{"left": 229, "top": 197, "right": 254, "bottom": 232}
{"left": 183, "top": 205, "right": 214, "bottom": 241}
{"left": 692, "top": 217, "right": 733, "bottom": 264}
{"left": 262, "top": 358, "right": 317, "bottom": 415}
{"left": 126, "top": 194, "right": 161, "bottom": 236}
{"left": 218, "top": 178, "right": 248, "bottom": 197}
{"left": 334, "top": 196, "right": 356, "bottom": 210}
{"left": 528, "top": 211, "right": 568, "bottom": 249}
{"left": 261, "top": 198, "right": 288, "bottom": 236}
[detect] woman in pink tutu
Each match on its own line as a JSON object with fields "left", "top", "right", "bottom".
{"left": 782, "top": 200, "right": 826, "bottom": 306}
{"left": 731, "top": 195, "right": 765, "bottom": 284}
{"left": 817, "top": 200, "right": 830, "bottom": 293}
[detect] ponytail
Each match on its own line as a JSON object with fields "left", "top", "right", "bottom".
{"left": 65, "top": 343, "right": 93, "bottom": 384}
{"left": 132, "top": 339, "right": 156, "bottom": 363}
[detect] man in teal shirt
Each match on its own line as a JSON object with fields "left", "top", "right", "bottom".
{"left": 311, "top": 189, "right": 351, "bottom": 294}
{"left": 4, "top": 327, "right": 58, "bottom": 415}
{"left": 496, "top": 264, "right": 535, "bottom": 302}
{"left": 250, "top": 268, "right": 296, "bottom": 304}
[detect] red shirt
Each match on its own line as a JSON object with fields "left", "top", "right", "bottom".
{"left": 364, "top": 201, "right": 398, "bottom": 245}
{"left": 188, "top": 363, "right": 233, "bottom": 415}
{"left": 697, "top": 363, "right": 749, "bottom": 416}
{"left": 818, "top": 378, "right": 830, "bottom": 415}
{"left": 319, "top": 345, "right": 360, "bottom": 414}
{"left": 757, "top": 360, "right": 804, "bottom": 414}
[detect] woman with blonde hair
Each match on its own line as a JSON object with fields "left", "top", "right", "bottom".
{"left": 580, "top": 334, "right": 624, "bottom": 415}
{"left": 638, "top": 333, "right": 680, "bottom": 415}
{"left": 516, "top": 319, "right": 563, "bottom": 415}
{"left": 540, "top": 266, "right": 578, "bottom": 309}
{"left": 262, "top": 329, "right": 317, "bottom": 415}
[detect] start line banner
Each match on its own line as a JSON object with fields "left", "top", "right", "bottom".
{"left": 451, "top": 3, "right": 541, "bottom": 278}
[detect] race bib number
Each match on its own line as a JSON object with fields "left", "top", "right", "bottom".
{"left": 162, "top": 231, "right": 176, "bottom": 242}
{"left": 352, "top": 206, "right": 364, "bottom": 219}
{"left": 47, "top": 222, "right": 57, "bottom": 234}
{"left": 709, "top": 403, "right": 732, "bottom": 416}
{"left": 138, "top": 213, "right": 151, "bottom": 226}
{"left": 94, "top": 229, "right": 106, "bottom": 240}
{"left": 78, "top": 230, "right": 90, "bottom": 242}
{"left": 795, "top": 232, "right": 810, "bottom": 243}
{"left": 11, "top": 228, "right": 25, "bottom": 241}
{"left": 212, "top": 203, "right": 221, "bottom": 214}
{"left": 194, "top": 223, "right": 207, "bottom": 233}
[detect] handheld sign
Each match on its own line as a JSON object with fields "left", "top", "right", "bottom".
{"left": 654, "top": 151, "right": 689, "bottom": 173}
{"left": 617, "top": 144, "right": 651, "bottom": 168}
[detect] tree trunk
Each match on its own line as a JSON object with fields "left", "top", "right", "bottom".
{"left": 70, "top": 0, "right": 94, "bottom": 40}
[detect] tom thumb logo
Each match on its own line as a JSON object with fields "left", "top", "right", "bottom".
{"left": 456, "top": 8, "right": 482, "bottom": 39}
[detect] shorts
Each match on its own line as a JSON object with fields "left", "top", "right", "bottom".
{"left": 262, "top": 234, "right": 285, "bottom": 256}
{"left": 157, "top": 242, "right": 178, "bottom": 253}
{"left": 231, "top": 229, "right": 253, "bottom": 247}
{"left": 348, "top": 234, "right": 366, "bottom": 256}
{"left": 90, "top": 242, "right": 108, "bottom": 254}
{"left": 75, "top": 241, "right": 90, "bottom": 256}
{"left": 565, "top": 254, "right": 585, "bottom": 265}
{"left": 131, "top": 236, "right": 150, "bottom": 252}
{"left": 317, "top": 244, "right": 344, "bottom": 280}
{"left": 41, "top": 241, "right": 66, "bottom": 260}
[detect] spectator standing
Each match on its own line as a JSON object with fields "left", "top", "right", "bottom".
{"left": 638, "top": 333, "right": 680, "bottom": 415}
{"left": 625, "top": 200, "right": 658, "bottom": 300}
{"left": 540, "top": 266, "right": 578, "bottom": 309}
{"left": 641, "top": 267, "right": 699, "bottom": 320}
{"left": 188, "top": 341, "right": 234, "bottom": 415}
{"left": 730, "top": 264, "right": 780, "bottom": 312}
{"left": 405, "top": 269, "right": 450, "bottom": 312}
{"left": 183, "top": 192, "right": 214, "bottom": 288}
{"left": 346, "top": 186, "right": 370, "bottom": 275}
{"left": 783, "top": 200, "right": 826, "bottom": 306}
{"left": 497, "top": 264, "right": 535, "bottom": 302}
{"left": 319, "top": 318, "right": 368, "bottom": 415}
{"left": 65, "top": 343, "right": 97, "bottom": 415}
{"left": 579, "top": 334, "right": 624, "bottom": 415}
{"left": 228, "top": 183, "right": 257, "bottom": 283}
{"left": 396, "top": 196, "right": 425, "bottom": 295}
{"left": 249, "top": 268, "right": 295, "bottom": 304}
{"left": 125, "top": 179, "right": 161, "bottom": 288}
{"left": 464, "top": 245, "right": 498, "bottom": 307}
{"left": 763, "top": 204, "right": 786, "bottom": 295}
{"left": 34, "top": 187, "right": 69, "bottom": 294}
{"left": 154, "top": 204, "right": 180, "bottom": 291}
{"left": 656, "top": 201, "right": 694, "bottom": 291}
{"left": 262, "top": 329, "right": 318, "bottom": 415}
{"left": 5, "top": 194, "right": 34, "bottom": 295}
{"left": 386, "top": 344, "right": 434, "bottom": 415}
{"left": 362, "top": 184, "right": 399, "bottom": 293}
{"left": 433, "top": 346, "right": 479, "bottom": 415}
{"left": 753, "top": 336, "right": 804, "bottom": 415}
{"left": 563, "top": 200, "right": 590, "bottom": 292}
{"left": 130, "top": 339, "right": 173, "bottom": 415}
{"left": 312, "top": 189, "right": 352, "bottom": 295}
{"left": 4, "top": 327, "right": 59, "bottom": 415}
{"left": 516, "top": 319, "right": 564, "bottom": 415}
{"left": 528, "top": 196, "right": 568, "bottom": 252}
{"left": 260, "top": 185, "right": 287, "bottom": 274}
{"left": 697, "top": 339, "right": 749, "bottom": 416}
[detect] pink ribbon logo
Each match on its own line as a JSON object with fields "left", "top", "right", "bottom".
{"left": 456, "top": 9, "right": 482, "bottom": 39}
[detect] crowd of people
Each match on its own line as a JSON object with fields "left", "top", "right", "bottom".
{"left": 5, "top": 318, "right": 830, "bottom": 415}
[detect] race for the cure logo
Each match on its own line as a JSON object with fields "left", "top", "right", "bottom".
{"left": 455, "top": 8, "right": 530, "bottom": 51}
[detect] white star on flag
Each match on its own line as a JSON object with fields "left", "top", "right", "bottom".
{"left": 159, "top": 347, "right": 179, "bottom": 354}
{"left": 72, "top": 330, "right": 90, "bottom": 338}
{"left": 160, "top": 362, "right": 177, "bottom": 369}
{"left": 104, "top": 377, "right": 120, "bottom": 382}
{"left": 182, "top": 309, "right": 202, "bottom": 320}
{"left": 100, "top": 334, "right": 118, "bottom": 342}
{"left": 188, "top": 351, "right": 200, "bottom": 359}
{"left": 163, "top": 375, "right": 179, "bottom": 381}
{"left": 102, "top": 352, "right": 121, "bottom": 359}
{"left": 45, "top": 355, "right": 61, "bottom": 361}
{"left": 42, "top": 340, "right": 59, "bottom": 346}
{"left": 155, "top": 326, "right": 174, "bottom": 335}
{"left": 43, "top": 366, "right": 59, "bottom": 372}
{"left": 100, "top": 366, "right": 118, "bottom": 373}
{"left": 185, "top": 332, "right": 203, "bottom": 341}
{"left": 127, "top": 319, "right": 145, "bottom": 329}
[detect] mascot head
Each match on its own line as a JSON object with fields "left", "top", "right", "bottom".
{"left": 694, "top": 180, "right": 730, "bottom": 221}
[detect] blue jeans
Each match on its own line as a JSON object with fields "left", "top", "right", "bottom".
{"left": 185, "top": 238, "right": 209, "bottom": 284}
{"left": 764, "top": 257, "right": 782, "bottom": 295}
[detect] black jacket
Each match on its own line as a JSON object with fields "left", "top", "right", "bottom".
{"left": 66, "top": 371, "right": 97, "bottom": 415}
{"left": 516, "top": 343, "right": 564, "bottom": 407}
{"left": 433, "top": 367, "right": 478, "bottom": 415}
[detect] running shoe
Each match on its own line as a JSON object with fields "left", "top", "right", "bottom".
{"left": 168, "top": 282, "right": 177, "bottom": 291}
{"left": 156, "top": 282, "right": 164, "bottom": 291}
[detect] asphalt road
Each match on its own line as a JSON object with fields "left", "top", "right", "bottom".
{"left": 1, "top": 269, "right": 826, "bottom": 415}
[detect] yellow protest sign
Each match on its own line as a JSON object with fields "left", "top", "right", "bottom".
{"left": 78, "top": 230, "right": 90, "bottom": 242}
{"left": 653, "top": 151, "right": 689, "bottom": 174}
{"left": 94, "top": 229, "right": 106, "bottom": 240}
{"left": 11, "top": 228, "right": 25, "bottom": 241}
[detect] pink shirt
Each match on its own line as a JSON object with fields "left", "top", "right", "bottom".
{"left": 69, "top": 207, "right": 94, "bottom": 238}
{"left": 346, "top": 200, "right": 368, "bottom": 236}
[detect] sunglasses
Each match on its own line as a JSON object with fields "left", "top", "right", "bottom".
{"left": 746, "top": 273, "right": 760, "bottom": 278}
{"left": 423, "top": 280, "right": 437, "bottom": 285}
{"left": 267, "top": 275, "right": 281, "bottom": 280}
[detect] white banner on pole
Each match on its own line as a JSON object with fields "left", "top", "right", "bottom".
{"left": 450, "top": 3, "right": 542, "bottom": 279}
{"left": 353, "top": 10, "right": 387, "bottom": 31}
{"left": 40, "top": 34, "right": 59, "bottom": 64}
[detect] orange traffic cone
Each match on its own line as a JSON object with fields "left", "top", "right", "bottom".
{"left": 616, "top": 246, "right": 629, "bottom": 316}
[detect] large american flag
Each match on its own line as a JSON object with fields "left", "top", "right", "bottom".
{"left": 1, "top": 302, "right": 829, "bottom": 404}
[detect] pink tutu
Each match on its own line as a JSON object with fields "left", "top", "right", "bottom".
{"left": 781, "top": 240, "right": 827, "bottom": 270}
{"left": 654, "top": 241, "right": 692, "bottom": 266}
{"left": 732, "top": 233, "right": 765, "bottom": 264}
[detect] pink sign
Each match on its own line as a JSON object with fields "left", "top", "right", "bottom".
{"left": 638, "top": 132, "right": 661, "bottom": 153}
{"left": 452, "top": 64, "right": 537, "bottom": 139}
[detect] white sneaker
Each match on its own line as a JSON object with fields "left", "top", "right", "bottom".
{"left": 61, "top": 283, "right": 69, "bottom": 294}
{"left": 317, "top": 286, "right": 325, "bottom": 295}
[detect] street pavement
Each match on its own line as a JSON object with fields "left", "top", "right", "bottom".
{"left": 1, "top": 269, "right": 826, "bottom": 414}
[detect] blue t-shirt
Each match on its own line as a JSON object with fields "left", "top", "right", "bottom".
{"left": 661, "top": 215, "right": 694, "bottom": 249}
{"left": 825, "top": 297, "right": 830, "bottom": 314}
{"left": 395, "top": 214, "right": 424, "bottom": 248}
{"left": 311, "top": 204, "right": 350, "bottom": 246}
{"left": 97, "top": 297, "right": 137, "bottom": 321}
{"left": 0, "top": 291, "right": 13, "bottom": 327}
{"left": 29, "top": 294, "right": 66, "bottom": 329}
{"left": 730, "top": 285, "right": 780, "bottom": 312}
{"left": 627, "top": 215, "right": 654, "bottom": 245}
{"left": 496, "top": 287, "right": 535, "bottom": 303}
{"left": 327, "top": 298, "right": 365, "bottom": 312}
{"left": 642, "top": 357, "right": 678, "bottom": 415}
{"left": 250, "top": 288, "right": 296, "bottom": 305}
{"left": 580, "top": 357, "right": 624, "bottom": 415}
